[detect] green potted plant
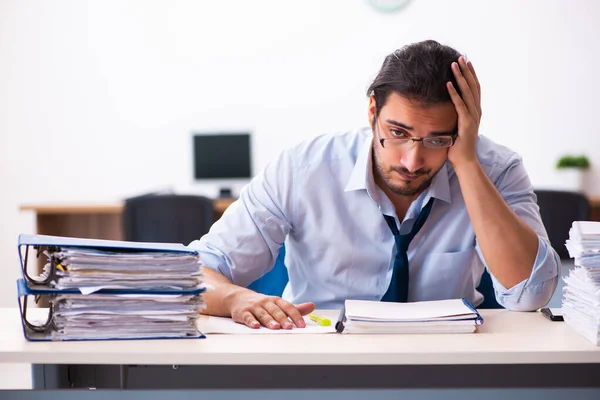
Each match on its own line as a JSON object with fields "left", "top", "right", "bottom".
{"left": 555, "top": 154, "right": 590, "bottom": 192}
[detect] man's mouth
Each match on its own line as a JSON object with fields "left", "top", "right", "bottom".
{"left": 397, "top": 170, "right": 420, "bottom": 182}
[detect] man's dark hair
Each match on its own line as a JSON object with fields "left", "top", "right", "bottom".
{"left": 367, "top": 40, "right": 463, "bottom": 121}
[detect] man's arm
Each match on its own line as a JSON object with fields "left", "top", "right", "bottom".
{"left": 190, "top": 148, "right": 315, "bottom": 328}
{"left": 454, "top": 161, "right": 539, "bottom": 288}
{"left": 447, "top": 56, "right": 559, "bottom": 310}
{"left": 201, "top": 268, "right": 314, "bottom": 329}
{"left": 455, "top": 158, "right": 560, "bottom": 311}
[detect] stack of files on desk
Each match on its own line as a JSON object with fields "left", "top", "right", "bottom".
{"left": 17, "top": 234, "right": 205, "bottom": 341}
{"left": 46, "top": 246, "right": 202, "bottom": 292}
{"left": 563, "top": 221, "right": 600, "bottom": 345}
{"left": 335, "top": 298, "right": 483, "bottom": 334}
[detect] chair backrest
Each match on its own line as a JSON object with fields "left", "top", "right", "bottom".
{"left": 534, "top": 190, "right": 590, "bottom": 259}
{"left": 123, "top": 194, "right": 215, "bottom": 244}
{"left": 247, "top": 245, "right": 288, "bottom": 296}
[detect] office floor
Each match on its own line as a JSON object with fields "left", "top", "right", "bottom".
{"left": 0, "top": 260, "right": 575, "bottom": 390}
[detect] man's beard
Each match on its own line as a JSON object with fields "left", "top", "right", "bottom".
{"left": 373, "top": 150, "right": 435, "bottom": 197}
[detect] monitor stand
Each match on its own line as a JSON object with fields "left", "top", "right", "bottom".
{"left": 219, "top": 187, "right": 233, "bottom": 198}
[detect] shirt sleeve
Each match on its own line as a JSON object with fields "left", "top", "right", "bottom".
{"left": 475, "top": 154, "right": 561, "bottom": 311}
{"left": 188, "top": 149, "right": 296, "bottom": 287}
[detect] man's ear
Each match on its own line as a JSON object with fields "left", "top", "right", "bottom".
{"left": 368, "top": 96, "right": 377, "bottom": 128}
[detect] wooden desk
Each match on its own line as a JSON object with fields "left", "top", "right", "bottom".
{"left": 20, "top": 199, "right": 236, "bottom": 241}
{"left": 1, "top": 308, "right": 599, "bottom": 389}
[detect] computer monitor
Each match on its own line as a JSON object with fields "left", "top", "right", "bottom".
{"left": 193, "top": 133, "right": 252, "bottom": 180}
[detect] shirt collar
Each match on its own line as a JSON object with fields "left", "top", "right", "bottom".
{"left": 344, "top": 134, "right": 453, "bottom": 205}
{"left": 423, "top": 161, "right": 452, "bottom": 205}
{"left": 344, "top": 135, "right": 373, "bottom": 193}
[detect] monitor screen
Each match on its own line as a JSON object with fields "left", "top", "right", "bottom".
{"left": 193, "top": 133, "right": 252, "bottom": 179}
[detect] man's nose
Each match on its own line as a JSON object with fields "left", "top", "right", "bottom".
{"left": 401, "top": 141, "right": 425, "bottom": 173}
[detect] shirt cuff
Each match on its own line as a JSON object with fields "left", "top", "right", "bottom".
{"left": 188, "top": 239, "right": 234, "bottom": 282}
{"left": 492, "top": 236, "right": 561, "bottom": 311}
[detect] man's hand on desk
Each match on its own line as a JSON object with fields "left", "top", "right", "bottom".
{"left": 229, "top": 290, "right": 315, "bottom": 330}
{"left": 201, "top": 267, "right": 315, "bottom": 329}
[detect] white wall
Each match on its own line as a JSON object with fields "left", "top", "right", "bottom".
{"left": 1, "top": 0, "right": 600, "bottom": 307}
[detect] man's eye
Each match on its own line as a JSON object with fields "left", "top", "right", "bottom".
{"left": 427, "top": 137, "right": 452, "bottom": 147}
{"left": 390, "top": 129, "right": 409, "bottom": 138}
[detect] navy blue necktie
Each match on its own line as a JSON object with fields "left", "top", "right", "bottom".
{"left": 381, "top": 197, "right": 435, "bottom": 302}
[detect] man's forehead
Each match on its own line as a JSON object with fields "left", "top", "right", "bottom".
{"left": 382, "top": 90, "right": 452, "bottom": 111}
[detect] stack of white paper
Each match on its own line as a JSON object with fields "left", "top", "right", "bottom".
{"left": 563, "top": 221, "right": 600, "bottom": 345}
{"left": 38, "top": 243, "right": 204, "bottom": 340}
{"left": 338, "top": 299, "right": 483, "bottom": 334}
{"left": 45, "top": 247, "right": 203, "bottom": 292}
{"left": 51, "top": 293, "right": 203, "bottom": 340}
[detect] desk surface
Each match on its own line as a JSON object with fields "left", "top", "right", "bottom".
{"left": 1, "top": 309, "right": 599, "bottom": 366}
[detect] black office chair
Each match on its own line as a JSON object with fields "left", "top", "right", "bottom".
{"left": 123, "top": 194, "right": 215, "bottom": 244}
{"left": 534, "top": 190, "right": 590, "bottom": 259}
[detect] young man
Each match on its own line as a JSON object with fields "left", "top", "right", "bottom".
{"left": 190, "top": 40, "right": 560, "bottom": 329}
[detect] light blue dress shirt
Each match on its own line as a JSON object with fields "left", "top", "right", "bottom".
{"left": 190, "top": 128, "right": 560, "bottom": 311}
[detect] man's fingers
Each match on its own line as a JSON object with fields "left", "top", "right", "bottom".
{"left": 467, "top": 60, "right": 482, "bottom": 117}
{"left": 446, "top": 81, "right": 468, "bottom": 116}
{"left": 233, "top": 296, "right": 315, "bottom": 330}
{"left": 466, "top": 60, "right": 481, "bottom": 95}
{"left": 240, "top": 311, "right": 260, "bottom": 329}
{"left": 264, "top": 301, "right": 293, "bottom": 329}
{"left": 275, "top": 298, "right": 306, "bottom": 328}
{"left": 451, "top": 61, "right": 478, "bottom": 119}
{"left": 458, "top": 56, "right": 481, "bottom": 115}
{"left": 295, "top": 302, "right": 316, "bottom": 316}
{"left": 252, "top": 306, "right": 281, "bottom": 330}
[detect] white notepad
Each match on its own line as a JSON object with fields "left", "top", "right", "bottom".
{"left": 337, "top": 298, "right": 483, "bottom": 334}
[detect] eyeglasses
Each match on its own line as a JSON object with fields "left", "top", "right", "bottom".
{"left": 379, "top": 135, "right": 457, "bottom": 150}
{"left": 376, "top": 119, "right": 457, "bottom": 150}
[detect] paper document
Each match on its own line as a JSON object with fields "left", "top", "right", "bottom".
{"left": 46, "top": 247, "right": 202, "bottom": 292}
{"left": 338, "top": 298, "right": 483, "bottom": 334}
{"left": 50, "top": 292, "right": 203, "bottom": 340}
{"left": 197, "top": 315, "right": 337, "bottom": 334}
{"left": 345, "top": 299, "right": 479, "bottom": 322}
{"left": 554, "top": 221, "right": 600, "bottom": 345}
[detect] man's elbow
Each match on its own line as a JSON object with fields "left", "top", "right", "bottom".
{"left": 498, "top": 276, "right": 559, "bottom": 312}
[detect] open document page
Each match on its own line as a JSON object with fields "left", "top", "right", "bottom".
{"left": 198, "top": 315, "right": 337, "bottom": 334}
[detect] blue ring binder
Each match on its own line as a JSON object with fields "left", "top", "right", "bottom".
{"left": 16, "top": 234, "right": 206, "bottom": 341}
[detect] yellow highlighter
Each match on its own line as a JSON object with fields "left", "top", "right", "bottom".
{"left": 309, "top": 313, "right": 331, "bottom": 326}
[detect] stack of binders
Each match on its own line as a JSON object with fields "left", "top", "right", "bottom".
{"left": 564, "top": 221, "right": 600, "bottom": 345}
{"left": 17, "top": 234, "right": 205, "bottom": 341}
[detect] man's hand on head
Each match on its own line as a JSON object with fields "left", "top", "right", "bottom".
{"left": 446, "top": 56, "right": 482, "bottom": 170}
{"left": 227, "top": 288, "right": 315, "bottom": 329}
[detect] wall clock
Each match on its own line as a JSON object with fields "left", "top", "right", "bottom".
{"left": 367, "top": 0, "right": 412, "bottom": 13}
